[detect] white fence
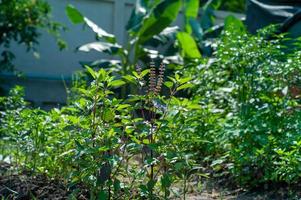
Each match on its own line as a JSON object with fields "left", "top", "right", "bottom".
{"left": 1, "top": 0, "right": 244, "bottom": 107}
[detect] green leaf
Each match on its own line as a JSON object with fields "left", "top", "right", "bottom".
{"left": 177, "top": 32, "right": 201, "bottom": 59}
{"left": 123, "top": 75, "right": 137, "bottom": 84}
{"left": 98, "top": 68, "right": 107, "bottom": 82}
{"left": 132, "top": 71, "right": 140, "bottom": 78}
{"left": 103, "top": 108, "right": 115, "bottom": 122}
{"left": 66, "top": 5, "right": 116, "bottom": 43}
{"left": 177, "top": 83, "right": 194, "bottom": 91}
{"left": 168, "top": 76, "right": 176, "bottom": 83}
{"left": 185, "top": 0, "right": 199, "bottom": 19}
{"left": 141, "top": 69, "right": 150, "bottom": 78}
{"left": 189, "top": 18, "right": 203, "bottom": 41}
{"left": 224, "top": 15, "right": 245, "bottom": 33}
{"left": 179, "top": 77, "right": 192, "bottom": 84}
{"left": 98, "top": 191, "right": 108, "bottom": 200}
{"left": 126, "top": 0, "right": 150, "bottom": 32}
{"left": 66, "top": 5, "right": 84, "bottom": 24}
{"left": 146, "top": 26, "right": 179, "bottom": 47}
{"left": 184, "top": 0, "right": 200, "bottom": 33}
{"left": 147, "top": 179, "right": 157, "bottom": 191}
{"left": 59, "top": 149, "right": 75, "bottom": 157}
{"left": 116, "top": 104, "right": 131, "bottom": 111}
{"left": 137, "top": 0, "right": 182, "bottom": 44}
{"left": 114, "top": 179, "right": 121, "bottom": 191}
{"left": 85, "top": 65, "right": 97, "bottom": 79}
{"left": 109, "top": 80, "right": 126, "bottom": 87}
{"left": 84, "top": 18, "right": 116, "bottom": 43}
{"left": 142, "top": 139, "right": 150, "bottom": 144}
{"left": 200, "top": 0, "right": 222, "bottom": 30}
{"left": 161, "top": 173, "right": 172, "bottom": 188}
{"left": 164, "top": 81, "right": 174, "bottom": 89}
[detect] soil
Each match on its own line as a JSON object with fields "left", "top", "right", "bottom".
{"left": 0, "top": 162, "right": 88, "bottom": 200}
{"left": 1, "top": 162, "right": 301, "bottom": 200}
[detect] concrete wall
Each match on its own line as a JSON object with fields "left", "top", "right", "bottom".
{"left": 0, "top": 0, "right": 244, "bottom": 107}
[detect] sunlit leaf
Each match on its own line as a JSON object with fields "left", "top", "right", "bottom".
{"left": 137, "top": 0, "right": 182, "bottom": 44}
{"left": 177, "top": 83, "right": 194, "bottom": 91}
{"left": 109, "top": 80, "right": 126, "bottom": 87}
{"left": 78, "top": 42, "right": 122, "bottom": 55}
{"left": 224, "top": 15, "right": 245, "bottom": 33}
{"left": 126, "top": 0, "right": 150, "bottom": 32}
{"left": 177, "top": 32, "right": 201, "bottom": 59}
{"left": 184, "top": 0, "right": 200, "bottom": 33}
{"left": 164, "top": 81, "right": 174, "bottom": 88}
{"left": 85, "top": 65, "right": 97, "bottom": 79}
{"left": 84, "top": 18, "right": 116, "bottom": 43}
{"left": 66, "top": 4, "right": 84, "bottom": 24}
{"left": 141, "top": 69, "right": 150, "bottom": 77}
{"left": 66, "top": 5, "right": 116, "bottom": 43}
{"left": 103, "top": 108, "right": 115, "bottom": 122}
{"left": 123, "top": 75, "right": 137, "bottom": 84}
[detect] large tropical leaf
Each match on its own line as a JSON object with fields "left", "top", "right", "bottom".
{"left": 126, "top": 0, "right": 150, "bottom": 32}
{"left": 145, "top": 26, "right": 179, "bottom": 47}
{"left": 80, "top": 59, "right": 122, "bottom": 70}
{"left": 84, "top": 18, "right": 116, "bottom": 43}
{"left": 200, "top": 0, "right": 222, "bottom": 30}
{"left": 137, "top": 0, "right": 182, "bottom": 44}
{"left": 66, "top": 4, "right": 84, "bottom": 24}
{"left": 189, "top": 18, "right": 203, "bottom": 41}
{"left": 184, "top": 0, "right": 200, "bottom": 34}
{"left": 66, "top": 4, "right": 116, "bottom": 43}
{"left": 78, "top": 42, "right": 124, "bottom": 55}
{"left": 177, "top": 32, "right": 201, "bottom": 59}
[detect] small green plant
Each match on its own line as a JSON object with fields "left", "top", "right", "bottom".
{"left": 0, "top": 60, "right": 202, "bottom": 199}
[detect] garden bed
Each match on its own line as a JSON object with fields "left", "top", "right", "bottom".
{"left": 1, "top": 162, "right": 301, "bottom": 200}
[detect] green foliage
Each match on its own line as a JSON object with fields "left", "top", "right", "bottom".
{"left": 187, "top": 17, "right": 301, "bottom": 186}
{"left": 66, "top": 2, "right": 183, "bottom": 77}
{"left": 137, "top": 0, "right": 182, "bottom": 44}
{"left": 4, "top": 1, "right": 301, "bottom": 197}
{"left": 0, "top": 62, "right": 203, "bottom": 199}
{"left": 65, "top": 0, "right": 224, "bottom": 80}
{"left": 0, "top": 0, "right": 66, "bottom": 71}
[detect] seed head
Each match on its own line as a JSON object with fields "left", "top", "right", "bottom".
{"left": 155, "top": 62, "right": 165, "bottom": 94}
{"left": 148, "top": 60, "right": 157, "bottom": 94}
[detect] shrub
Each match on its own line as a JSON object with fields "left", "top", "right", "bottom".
{"left": 186, "top": 17, "right": 301, "bottom": 186}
